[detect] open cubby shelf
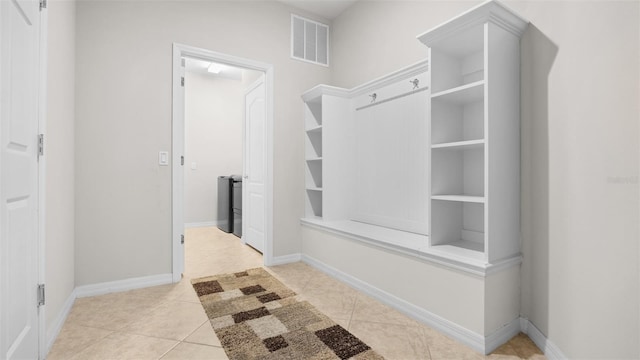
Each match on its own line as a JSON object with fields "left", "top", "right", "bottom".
{"left": 431, "top": 199, "right": 485, "bottom": 257}
{"left": 306, "top": 189, "right": 323, "bottom": 218}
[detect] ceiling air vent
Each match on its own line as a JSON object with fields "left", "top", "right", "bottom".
{"left": 291, "top": 14, "right": 329, "bottom": 66}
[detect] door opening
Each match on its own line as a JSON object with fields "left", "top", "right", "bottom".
{"left": 171, "top": 44, "right": 274, "bottom": 282}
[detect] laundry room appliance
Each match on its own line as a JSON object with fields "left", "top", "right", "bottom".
{"left": 217, "top": 176, "right": 233, "bottom": 233}
{"left": 231, "top": 175, "right": 243, "bottom": 238}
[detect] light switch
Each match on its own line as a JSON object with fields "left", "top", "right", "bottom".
{"left": 191, "top": 162, "right": 197, "bottom": 170}
{"left": 159, "top": 151, "right": 169, "bottom": 166}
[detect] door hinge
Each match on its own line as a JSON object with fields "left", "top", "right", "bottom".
{"left": 37, "top": 284, "right": 45, "bottom": 307}
{"left": 180, "top": 156, "right": 184, "bottom": 166}
{"left": 181, "top": 77, "right": 185, "bottom": 87}
{"left": 180, "top": 234, "right": 184, "bottom": 244}
{"left": 39, "top": 0, "right": 47, "bottom": 10}
{"left": 38, "top": 134, "right": 44, "bottom": 157}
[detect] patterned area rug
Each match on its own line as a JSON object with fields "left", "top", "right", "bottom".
{"left": 191, "top": 268, "right": 384, "bottom": 360}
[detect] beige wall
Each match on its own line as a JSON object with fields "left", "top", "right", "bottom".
{"left": 184, "top": 72, "right": 244, "bottom": 225}
{"left": 46, "top": 0, "right": 76, "bottom": 342}
{"left": 74, "top": 1, "right": 331, "bottom": 285}
{"left": 330, "top": 1, "right": 639, "bottom": 358}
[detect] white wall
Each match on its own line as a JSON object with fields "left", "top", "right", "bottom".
{"left": 45, "top": 0, "right": 76, "bottom": 342}
{"left": 74, "top": 1, "right": 331, "bottom": 285}
{"left": 184, "top": 72, "right": 244, "bottom": 225}
{"left": 329, "top": 1, "right": 639, "bottom": 358}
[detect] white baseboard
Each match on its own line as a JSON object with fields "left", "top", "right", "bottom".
{"left": 75, "top": 273, "right": 174, "bottom": 298}
{"left": 485, "top": 317, "right": 522, "bottom": 353}
{"left": 185, "top": 221, "right": 219, "bottom": 229}
{"left": 270, "top": 253, "right": 302, "bottom": 266}
{"left": 46, "top": 288, "right": 78, "bottom": 354}
{"left": 521, "top": 319, "right": 567, "bottom": 360}
{"left": 45, "top": 273, "right": 173, "bottom": 356}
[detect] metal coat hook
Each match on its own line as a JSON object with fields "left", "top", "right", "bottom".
{"left": 410, "top": 79, "right": 420, "bottom": 89}
{"left": 369, "top": 93, "right": 377, "bottom": 103}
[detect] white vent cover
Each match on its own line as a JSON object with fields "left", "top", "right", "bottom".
{"left": 291, "top": 15, "right": 329, "bottom": 66}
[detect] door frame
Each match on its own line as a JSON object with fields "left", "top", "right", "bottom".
{"left": 171, "top": 43, "right": 275, "bottom": 282}
{"left": 37, "top": 5, "right": 48, "bottom": 359}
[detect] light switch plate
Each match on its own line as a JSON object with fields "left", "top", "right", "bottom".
{"left": 159, "top": 151, "right": 169, "bottom": 166}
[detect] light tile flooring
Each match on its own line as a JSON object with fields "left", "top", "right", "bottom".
{"left": 48, "top": 227, "right": 545, "bottom": 359}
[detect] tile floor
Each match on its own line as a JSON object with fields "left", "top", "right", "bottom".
{"left": 48, "top": 227, "right": 545, "bottom": 359}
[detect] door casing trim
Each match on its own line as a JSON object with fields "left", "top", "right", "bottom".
{"left": 171, "top": 43, "right": 275, "bottom": 282}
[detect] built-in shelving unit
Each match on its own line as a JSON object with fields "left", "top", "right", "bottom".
{"left": 304, "top": 95, "right": 324, "bottom": 218}
{"left": 300, "top": 2, "right": 529, "bottom": 354}
{"left": 302, "top": 85, "right": 353, "bottom": 220}
{"left": 420, "top": 0, "right": 527, "bottom": 263}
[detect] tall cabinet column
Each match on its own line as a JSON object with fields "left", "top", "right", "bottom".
{"left": 419, "top": 0, "right": 528, "bottom": 265}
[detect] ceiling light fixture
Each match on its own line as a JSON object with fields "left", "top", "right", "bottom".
{"left": 207, "top": 63, "right": 224, "bottom": 74}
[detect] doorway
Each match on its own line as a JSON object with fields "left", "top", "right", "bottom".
{"left": 171, "top": 44, "right": 275, "bottom": 282}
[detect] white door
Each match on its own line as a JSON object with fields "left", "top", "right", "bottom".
{"left": 243, "top": 78, "right": 266, "bottom": 253}
{"left": 1, "top": 0, "right": 43, "bottom": 358}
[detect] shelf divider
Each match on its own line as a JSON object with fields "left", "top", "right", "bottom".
{"left": 306, "top": 125, "right": 322, "bottom": 133}
{"left": 431, "top": 195, "right": 485, "bottom": 203}
{"left": 431, "top": 80, "right": 484, "bottom": 104}
{"left": 432, "top": 139, "right": 484, "bottom": 150}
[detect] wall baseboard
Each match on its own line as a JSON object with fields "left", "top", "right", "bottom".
{"left": 46, "top": 288, "right": 78, "bottom": 354}
{"left": 45, "top": 273, "right": 175, "bottom": 356}
{"left": 75, "top": 273, "right": 174, "bottom": 298}
{"left": 270, "top": 253, "right": 302, "bottom": 266}
{"left": 521, "top": 319, "right": 567, "bottom": 360}
{"left": 185, "top": 221, "right": 219, "bottom": 229}
{"left": 485, "top": 317, "right": 522, "bottom": 353}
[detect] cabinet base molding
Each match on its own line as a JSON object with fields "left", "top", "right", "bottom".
{"left": 302, "top": 252, "right": 564, "bottom": 357}
{"left": 269, "top": 253, "right": 302, "bottom": 266}
{"left": 302, "top": 253, "right": 520, "bottom": 354}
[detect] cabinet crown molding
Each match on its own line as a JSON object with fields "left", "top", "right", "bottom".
{"left": 417, "top": 0, "right": 529, "bottom": 46}
{"left": 301, "top": 85, "right": 349, "bottom": 102}
{"left": 301, "top": 60, "right": 429, "bottom": 102}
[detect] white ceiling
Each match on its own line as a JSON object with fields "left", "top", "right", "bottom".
{"left": 278, "top": 0, "right": 358, "bottom": 20}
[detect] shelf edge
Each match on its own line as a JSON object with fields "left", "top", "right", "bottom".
{"left": 431, "top": 80, "right": 484, "bottom": 99}
{"left": 431, "top": 195, "right": 486, "bottom": 203}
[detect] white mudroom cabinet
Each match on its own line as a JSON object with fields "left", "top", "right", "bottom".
{"left": 301, "top": 0, "right": 528, "bottom": 354}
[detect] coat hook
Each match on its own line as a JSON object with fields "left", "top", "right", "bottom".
{"left": 369, "top": 93, "right": 377, "bottom": 103}
{"left": 410, "top": 79, "right": 419, "bottom": 89}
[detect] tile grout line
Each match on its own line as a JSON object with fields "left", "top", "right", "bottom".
{"left": 157, "top": 340, "right": 181, "bottom": 360}
{"left": 347, "top": 294, "right": 359, "bottom": 330}
{"left": 181, "top": 318, "right": 210, "bottom": 341}
{"left": 48, "top": 325, "right": 116, "bottom": 359}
